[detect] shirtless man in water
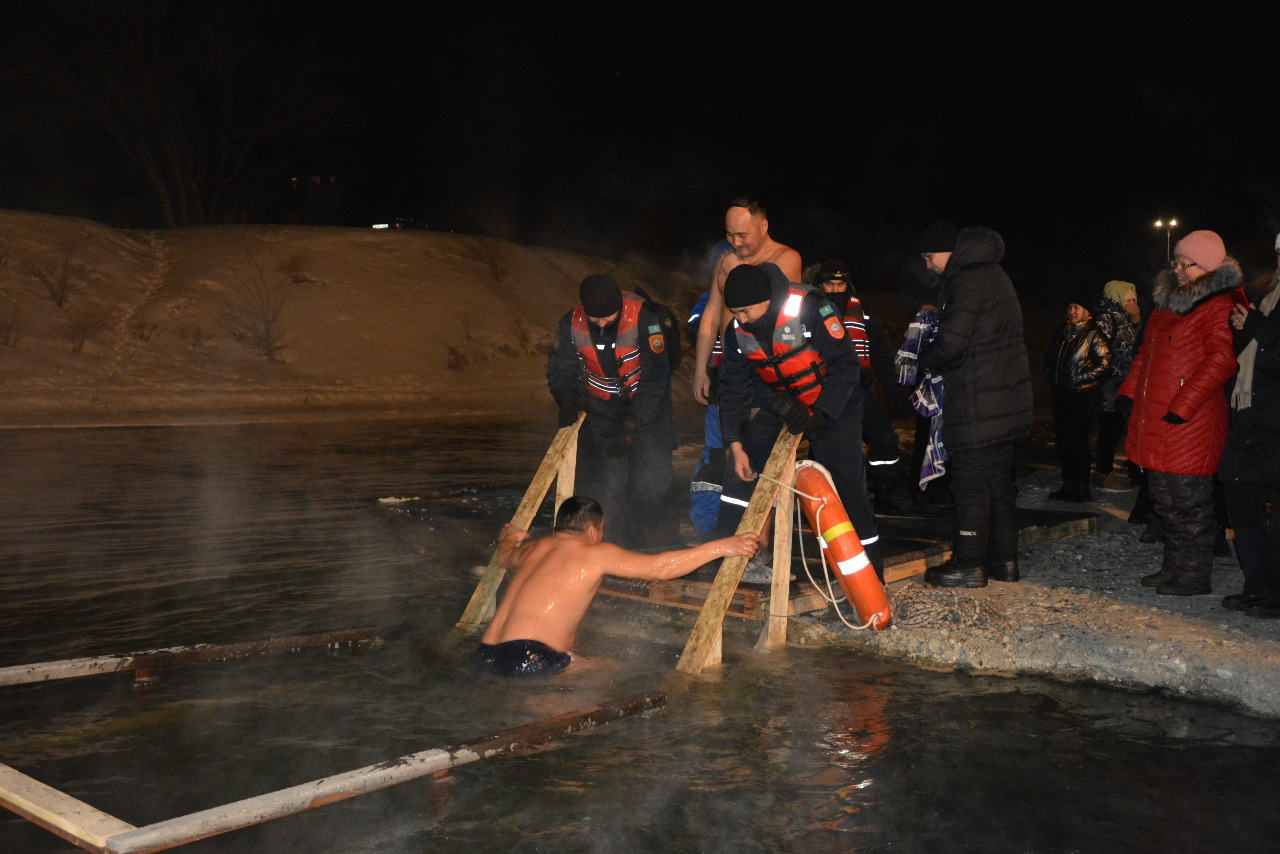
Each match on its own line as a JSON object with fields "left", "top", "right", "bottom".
{"left": 692, "top": 198, "right": 803, "bottom": 405}
{"left": 475, "top": 496, "right": 758, "bottom": 676}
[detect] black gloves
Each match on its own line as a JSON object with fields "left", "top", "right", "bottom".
{"left": 606, "top": 414, "right": 641, "bottom": 457}
{"left": 1162, "top": 411, "right": 1188, "bottom": 425}
{"left": 766, "top": 391, "right": 811, "bottom": 434}
{"left": 557, "top": 403, "right": 582, "bottom": 428}
{"left": 1115, "top": 395, "right": 1134, "bottom": 419}
{"left": 767, "top": 391, "right": 830, "bottom": 435}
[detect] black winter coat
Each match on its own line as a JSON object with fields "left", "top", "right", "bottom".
{"left": 1218, "top": 289, "right": 1280, "bottom": 489}
{"left": 1045, "top": 319, "right": 1112, "bottom": 393}
{"left": 917, "top": 227, "right": 1034, "bottom": 451}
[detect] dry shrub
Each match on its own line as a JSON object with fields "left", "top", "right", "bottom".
{"left": 220, "top": 254, "right": 286, "bottom": 359}
{"left": 0, "top": 297, "right": 20, "bottom": 347}
{"left": 65, "top": 304, "right": 114, "bottom": 353}
{"left": 27, "top": 243, "right": 91, "bottom": 308}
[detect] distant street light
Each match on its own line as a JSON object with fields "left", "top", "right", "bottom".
{"left": 1155, "top": 218, "right": 1178, "bottom": 263}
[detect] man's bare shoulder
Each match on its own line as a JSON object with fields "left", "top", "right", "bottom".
{"left": 761, "top": 242, "right": 802, "bottom": 280}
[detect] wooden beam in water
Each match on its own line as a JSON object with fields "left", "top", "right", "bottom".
{"left": 0, "top": 628, "right": 381, "bottom": 689}
{"left": 102, "top": 691, "right": 664, "bottom": 853}
{"left": 456, "top": 413, "right": 583, "bottom": 632}
{"left": 677, "top": 429, "right": 802, "bottom": 674}
{"left": 0, "top": 692, "right": 664, "bottom": 854}
{"left": 0, "top": 763, "right": 136, "bottom": 853}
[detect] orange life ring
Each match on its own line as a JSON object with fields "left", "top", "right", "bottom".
{"left": 794, "top": 460, "right": 891, "bottom": 631}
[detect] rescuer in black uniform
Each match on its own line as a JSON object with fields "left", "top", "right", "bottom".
{"left": 713, "top": 262, "right": 883, "bottom": 580}
{"left": 547, "top": 275, "right": 676, "bottom": 548}
{"left": 813, "top": 259, "right": 907, "bottom": 515}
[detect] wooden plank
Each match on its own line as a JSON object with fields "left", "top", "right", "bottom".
{"left": 97, "top": 692, "right": 665, "bottom": 854}
{"left": 758, "top": 442, "right": 798, "bottom": 650}
{"left": 676, "top": 429, "right": 803, "bottom": 674}
{"left": 555, "top": 427, "right": 578, "bottom": 517}
{"left": 456, "top": 413, "right": 584, "bottom": 631}
{"left": 0, "top": 628, "right": 381, "bottom": 689}
{"left": 597, "top": 587, "right": 754, "bottom": 620}
{"left": 785, "top": 586, "right": 830, "bottom": 616}
{"left": 1018, "top": 515, "right": 1096, "bottom": 548}
{"left": 0, "top": 763, "right": 136, "bottom": 853}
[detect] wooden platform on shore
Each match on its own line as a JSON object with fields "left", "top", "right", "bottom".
{"left": 597, "top": 507, "right": 1097, "bottom": 619}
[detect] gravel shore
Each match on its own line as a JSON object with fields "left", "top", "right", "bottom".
{"left": 790, "top": 467, "right": 1280, "bottom": 719}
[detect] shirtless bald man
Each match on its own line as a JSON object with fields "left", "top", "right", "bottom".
{"left": 474, "top": 496, "right": 758, "bottom": 676}
{"left": 692, "top": 198, "right": 803, "bottom": 404}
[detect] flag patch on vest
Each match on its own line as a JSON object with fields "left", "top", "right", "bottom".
{"left": 818, "top": 303, "right": 835, "bottom": 317}
{"left": 825, "top": 317, "right": 845, "bottom": 338}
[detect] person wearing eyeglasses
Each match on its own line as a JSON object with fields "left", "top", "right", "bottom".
{"left": 1116, "top": 230, "right": 1241, "bottom": 597}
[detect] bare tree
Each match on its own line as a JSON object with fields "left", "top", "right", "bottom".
{"left": 5, "top": 3, "right": 353, "bottom": 227}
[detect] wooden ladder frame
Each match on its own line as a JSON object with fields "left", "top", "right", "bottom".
{"left": 677, "top": 428, "right": 801, "bottom": 674}
{"left": 455, "top": 413, "right": 584, "bottom": 632}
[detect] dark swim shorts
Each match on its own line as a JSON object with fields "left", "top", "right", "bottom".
{"left": 473, "top": 639, "right": 571, "bottom": 677}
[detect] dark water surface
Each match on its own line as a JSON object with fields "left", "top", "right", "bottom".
{"left": 1, "top": 420, "right": 1277, "bottom": 854}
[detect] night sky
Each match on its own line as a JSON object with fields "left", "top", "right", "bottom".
{"left": 1, "top": 4, "right": 1276, "bottom": 305}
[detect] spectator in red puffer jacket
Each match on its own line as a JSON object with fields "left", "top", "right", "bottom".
{"left": 1117, "top": 230, "right": 1241, "bottom": 597}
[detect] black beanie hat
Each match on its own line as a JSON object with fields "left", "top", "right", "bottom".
{"left": 815, "top": 259, "right": 851, "bottom": 286}
{"left": 723, "top": 264, "right": 772, "bottom": 309}
{"left": 1068, "top": 285, "right": 1095, "bottom": 314}
{"left": 579, "top": 274, "right": 622, "bottom": 317}
{"left": 914, "top": 220, "right": 959, "bottom": 254}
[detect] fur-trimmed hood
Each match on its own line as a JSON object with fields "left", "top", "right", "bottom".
{"left": 1152, "top": 258, "right": 1242, "bottom": 315}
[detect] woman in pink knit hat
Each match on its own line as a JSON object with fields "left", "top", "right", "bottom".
{"left": 1117, "top": 230, "right": 1241, "bottom": 596}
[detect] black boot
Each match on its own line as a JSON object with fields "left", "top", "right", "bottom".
{"left": 1156, "top": 577, "right": 1213, "bottom": 596}
{"left": 1140, "top": 568, "right": 1174, "bottom": 587}
{"left": 872, "top": 470, "right": 906, "bottom": 516}
{"left": 924, "top": 559, "right": 988, "bottom": 588}
{"left": 987, "top": 559, "right": 1020, "bottom": 582}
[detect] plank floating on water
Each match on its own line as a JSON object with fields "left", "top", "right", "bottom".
{"left": 0, "top": 764, "right": 136, "bottom": 852}
{"left": 99, "top": 692, "right": 662, "bottom": 853}
{"left": 0, "top": 627, "right": 381, "bottom": 688}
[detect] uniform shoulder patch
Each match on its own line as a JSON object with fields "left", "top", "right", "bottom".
{"left": 648, "top": 324, "right": 662, "bottom": 335}
{"left": 825, "top": 317, "right": 845, "bottom": 339}
{"left": 818, "top": 303, "right": 835, "bottom": 317}
{"left": 649, "top": 333, "right": 665, "bottom": 353}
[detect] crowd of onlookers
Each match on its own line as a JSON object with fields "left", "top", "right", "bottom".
{"left": 540, "top": 199, "right": 1280, "bottom": 647}
{"left": 1044, "top": 230, "right": 1280, "bottom": 618}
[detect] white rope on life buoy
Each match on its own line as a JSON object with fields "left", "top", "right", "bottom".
{"left": 756, "top": 472, "right": 882, "bottom": 632}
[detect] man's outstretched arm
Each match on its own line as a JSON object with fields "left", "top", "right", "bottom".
{"left": 602, "top": 533, "right": 758, "bottom": 582}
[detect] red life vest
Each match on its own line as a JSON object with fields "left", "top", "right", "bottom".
{"left": 570, "top": 293, "right": 645, "bottom": 402}
{"left": 733, "top": 287, "right": 828, "bottom": 408}
{"left": 840, "top": 296, "right": 872, "bottom": 371}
